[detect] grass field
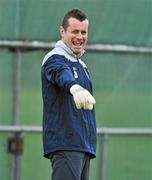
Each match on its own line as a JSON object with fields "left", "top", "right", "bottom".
{"left": 1, "top": 89, "right": 152, "bottom": 180}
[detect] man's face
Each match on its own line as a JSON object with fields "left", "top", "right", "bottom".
{"left": 60, "top": 17, "right": 89, "bottom": 58}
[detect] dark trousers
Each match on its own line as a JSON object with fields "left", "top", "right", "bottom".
{"left": 49, "top": 151, "right": 90, "bottom": 180}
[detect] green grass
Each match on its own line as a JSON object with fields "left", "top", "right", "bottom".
{"left": 21, "top": 134, "right": 50, "bottom": 180}
{"left": 95, "top": 90, "right": 152, "bottom": 127}
{"left": 20, "top": 90, "right": 42, "bottom": 126}
{"left": 1, "top": 90, "right": 152, "bottom": 180}
{"left": 0, "top": 135, "right": 11, "bottom": 180}
{"left": 0, "top": 91, "right": 13, "bottom": 125}
{"left": 106, "top": 136, "right": 152, "bottom": 180}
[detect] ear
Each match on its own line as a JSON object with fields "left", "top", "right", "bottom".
{"left": 60, "top": 26, "right": 65, "bottom": 39}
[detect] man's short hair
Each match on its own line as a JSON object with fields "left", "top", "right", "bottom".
{"left": 61, "top": 8, "right": 88, "bottom": 30}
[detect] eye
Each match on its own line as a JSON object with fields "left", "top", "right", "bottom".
{"left": 72, "top": 30, "right": 79, "bottom": 34}
{"left": 81, "top": 31, "right": 87, "bottom": 35}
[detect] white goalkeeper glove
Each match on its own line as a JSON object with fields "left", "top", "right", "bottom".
{"left": 70, "top": 84, "right": 96, "bottom": 110}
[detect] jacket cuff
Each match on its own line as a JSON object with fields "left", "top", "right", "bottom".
{"left": 66, "top": 82, "right": 78, "bottom": 95}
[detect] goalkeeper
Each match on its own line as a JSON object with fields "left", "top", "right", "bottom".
{"left": 41, "top": 8, "right": 97, "bottom": 180}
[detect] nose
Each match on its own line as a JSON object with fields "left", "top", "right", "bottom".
{"left": 76, "top": 32, "right": 83, "bottom": 39}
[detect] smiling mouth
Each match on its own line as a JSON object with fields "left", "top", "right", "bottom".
{"left": 72, "top": 41, "right": 83, "bottom": 47}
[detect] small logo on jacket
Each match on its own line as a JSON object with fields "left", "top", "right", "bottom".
{"left": 72, "top": 67, "right": 78, "bottom": 79}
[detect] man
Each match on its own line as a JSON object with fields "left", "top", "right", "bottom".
{"left": 41, "top": 8, "right": 97, "bottom": 180}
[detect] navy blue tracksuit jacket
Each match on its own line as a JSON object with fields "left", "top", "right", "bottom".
{"left": 41, "top": 40, "right": 97, "bottom": 159}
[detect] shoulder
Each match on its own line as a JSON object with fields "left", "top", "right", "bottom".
{"left": 42, "top": 47, "right": 65, "bottom": 66}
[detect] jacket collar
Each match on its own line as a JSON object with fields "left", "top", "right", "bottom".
{"left": 55, "top": 40, "right": 85, "bottom": 59}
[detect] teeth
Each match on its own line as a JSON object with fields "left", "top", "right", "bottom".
{"left": 73, "top": 42, "right": 82, "bottom": 46}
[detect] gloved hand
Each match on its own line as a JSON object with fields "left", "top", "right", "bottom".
{"left": 70, "top": 84, "right": 96, "bottom": 110}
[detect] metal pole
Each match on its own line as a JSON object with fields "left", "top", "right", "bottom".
{"left": 10, "top": 132, "right": 23, "bottom": 180}
{"left": 12, "top": 50, "right": 21, "bottom": 125}
{"left": 11, "top": 50, "right": 21, "bottom": 180}
{"left": 1, "top": 40, "right": 152, "bottom": 54}
{"left": 99, "top": 133, "right": 108, "bottom": 180}
{"left": 11, "top": 0, "right": 22, "bottom": 177}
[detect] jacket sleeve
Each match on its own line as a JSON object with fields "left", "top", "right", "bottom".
{"left": 42, "top": 54, "right": 77, "bottom": 93}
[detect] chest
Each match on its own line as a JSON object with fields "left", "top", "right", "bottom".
{"left": 68, "top": 60, "right": 92, "bottom": 91}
